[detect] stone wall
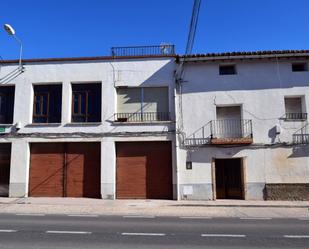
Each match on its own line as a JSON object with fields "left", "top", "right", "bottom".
{"left": 265, "top": 184, "right": 309, "bottom": 201}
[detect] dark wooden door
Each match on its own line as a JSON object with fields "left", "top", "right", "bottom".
{"left": 29, "top": 143, "right": 65, "bottom": 197}
{"left": 0, "top": 144, "right": 11, "bottom": 197}
{"left": 116, "top": 141, "right": 173, "bottom": 199}
{"left": 29, "top": 143, "right": 100, "bottom": 198}
{"left": 215, "top": 159, "right": 243, "bottom": 199}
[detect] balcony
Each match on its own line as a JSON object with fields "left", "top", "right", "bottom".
{"left": 284, "top": 113, "right": 307, "bottom": 121}
{"left": 114, "top": 112, "right": 171, "bottom": 123}
{"left": 210, "top": 119, "right": 253, "bottom": 145}
{"left": 184, "top": 119, "right": 253, "bottom": 147}
{"left": 111, "top": 45, "right": 175, "bottom": 57}
{"left": 293, "top": 123, "right": 309, "bottom": 144}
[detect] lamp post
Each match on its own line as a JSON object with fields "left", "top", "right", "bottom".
{"left": 3, "top": 24, "right": 23, "bottom": 70}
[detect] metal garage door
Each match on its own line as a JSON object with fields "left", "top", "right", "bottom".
{"left": 0, "top": 144, "right": 11, "bottom": 197}
{"left": 29, "top": 142, "right": 100, "bottom": 198}
{"left": 116, "top": 141, "right": 173, "bottom": 199}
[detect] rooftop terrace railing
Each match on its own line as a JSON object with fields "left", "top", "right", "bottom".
{"left": 111, "top": 45, "right": 175, "bottom": 57}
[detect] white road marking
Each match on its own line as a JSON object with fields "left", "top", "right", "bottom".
{"left": 240, "top": 217, "right": 272, "bottom": 220}
{"left": 16, "top": 213, "right": 45, "bottom": 216}
{"left": 298, "top": 218, "right": 309, "bottom": 221}
{"left": 121, "top": 232, "right": 165, "bottom": 236}
{"left": 284, "top": 235, "right": 309, "bottom": 239}
{"left": 68, "top": 214, "right": 99, "bottom": 217}
{"left": 0, "top": 230, "right": 17, "bottom": 233}
{"left": 46, "top": 230, "right": 92, "bottom": 235}
{"left": 180, "top": 216, "right": 212, "bottom": 219}
{"left": 123, "top": 215, "right": 155, "bottom": 219}
{"left": 201, "top": 234, "right": 246, "bottom": 238}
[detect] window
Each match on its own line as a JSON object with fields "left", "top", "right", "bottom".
{"left": 219, "top": 65, "right": 236, "bottom": 75}
{"left": 215, "top": 106, "right": 243, "bottom": 138}
{"left": 33, "top": 85, "right": 62, "bottom": 123}
{"left": 0, "top": 86, "right": 15, "bottom": 124}
{"left": 284, "top": 97, "right": 307, "bottom": 120}
{"left": 116, "top": 87, "right": 169, "bottom": 122}
{"left": 71, "top": 83, "right": 101, "bottom": 123}
{"left": 292, "top": 63, "right": 308, "bottom": 72}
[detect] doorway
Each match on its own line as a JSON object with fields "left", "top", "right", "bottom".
{"left": 215, "top": 158, "right": 244, "bottom": 199}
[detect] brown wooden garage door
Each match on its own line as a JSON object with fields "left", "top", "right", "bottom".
{"left": 116, "top": 141, "right": 172, "bottom": 199}
{"left": 29, "top": 142, "right": 100, "bottom": 198}
{"left": 0, "top": 144, "right": 11, "bottom": 197}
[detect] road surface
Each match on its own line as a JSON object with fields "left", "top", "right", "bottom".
{"left": 0, "top": 213, "right": 308, "bottom": 248}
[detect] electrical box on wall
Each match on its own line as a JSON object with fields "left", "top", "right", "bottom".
{"left": 186, "top": 161, "right": 192, "bottom": 170}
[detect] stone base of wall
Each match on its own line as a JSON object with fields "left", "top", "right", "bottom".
{"left": 265, "top": 184, "right": 309, "bottom": 201}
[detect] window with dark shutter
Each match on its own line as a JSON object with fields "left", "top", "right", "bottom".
{"left": 32, "top": 85, "right": 62, "bottom": 124}
{"left": 0, "top": 86, "right": 15, "bottom": 124}
{"left": 292, "top": 63, "right": 308, "bottom": 72}
{"left": 219, "top": 65, "right": 237, "bottom": 75}
{"left": 71, "top": 83, "right": 101, "bottom": 123}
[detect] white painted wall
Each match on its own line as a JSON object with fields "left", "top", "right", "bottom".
{"left": 2, "top": 56, "right": 309, "bottom": 200}
{"left": 177, "top": 59, "right": 309, "bottom": 200}
{"left": 0, "top": 58, "right": 176, "bottom": 198}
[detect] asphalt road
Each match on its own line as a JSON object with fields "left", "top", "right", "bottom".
{"left": 0, "top": 214, "right": 308, "bottom": 249}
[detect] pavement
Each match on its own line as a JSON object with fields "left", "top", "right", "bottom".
{"left": 0, "top": 197, "right": 309, "bottom": 218}
{"left": 0, "top": 213, "right": 308, "bottom": 249}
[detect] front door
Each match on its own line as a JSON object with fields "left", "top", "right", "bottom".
{"left": 215, "top": 158, "right": 243, "bottom": 199}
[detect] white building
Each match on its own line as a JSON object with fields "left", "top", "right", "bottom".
{"left": 0, "top": 48, "right": 308, "bottom": 201}
{"left": 176, "top": 50, "right": 309, "bottom": 200}
{"left": 0, "top": 50, "right": 177, "bottom": 199}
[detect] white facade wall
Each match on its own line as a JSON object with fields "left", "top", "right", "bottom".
{"left": 177, "top": 59, "right": 309, "bottom": 200}
{"left": 0, "top": 58, "right": 176, "bottom": 198}
{"left": 1, "top": 55, "right": 309, "bottom": 201}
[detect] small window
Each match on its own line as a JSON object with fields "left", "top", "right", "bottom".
{"left": 71, "top": 83, "right": 101, "bottom": 123}
{"left": 284, "top": 97, "right": 307, "bottom": 120}
{"left": 33, "top": 85, "right": 62, "bottom": 123}
{"left": 292, "top": 63, "right": 308, "bottom": 72}
{"left": 219, "top": 65, "right": 236, "bottom": 75}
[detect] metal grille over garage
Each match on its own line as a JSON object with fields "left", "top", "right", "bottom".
{"left": 116, "top": 141, "right": 173, "bottom": 199}
{"left": 29, "top": 142, "right": 100, "bottom": 198}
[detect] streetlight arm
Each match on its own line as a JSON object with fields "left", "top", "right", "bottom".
{"left": 12, "top": 34, "right": 23, "bottom": 69}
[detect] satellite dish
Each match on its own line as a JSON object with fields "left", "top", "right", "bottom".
{"left": 4, "top": 24, "right": 15, "bottom": 35}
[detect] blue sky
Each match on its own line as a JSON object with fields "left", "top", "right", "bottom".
{"left": 0, "top": 0, "right": 308, "bottom": 59}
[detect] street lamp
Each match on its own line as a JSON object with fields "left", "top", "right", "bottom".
{"left": 3, "top": 24, "right": 23, "bottom": 70}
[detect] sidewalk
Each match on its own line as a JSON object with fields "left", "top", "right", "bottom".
{"left": 0, "top": 198, "right": 309, "bottom": 218}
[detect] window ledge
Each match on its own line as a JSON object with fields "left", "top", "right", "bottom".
{"left": 284, "top": 119, "right": 307, "bottom": 122}
{"left": 26, "top": 123, "right": 62, "bottom": 127}
{"left": 112, "top": 120, "right": 174, "bottom": 125}
{"left": 0, "top": 124, "right": 14, "bottom": 127}
{"left": 65, "top": 122, "right": 102, "bottom": 127}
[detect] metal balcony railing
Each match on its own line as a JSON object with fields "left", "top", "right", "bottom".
{"left": 184, "top": 119, "right": 253, "bottom": 147}
{"left": 285, "top": 113, "right": 307, "bottom": 120}
{"left": 293, "top": 123, "right": 309, "bottom": 144}
{"left": 111, "top": 45, "right": 175, "bottom": 57}
{"left": 211, "top": 119, "right": 253, "bottom": 139}
{"left": 114, "top": 112, "right": 170, "bottom": 122}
